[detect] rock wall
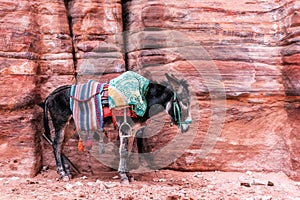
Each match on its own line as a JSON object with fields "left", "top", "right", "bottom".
{"left": 0, "top": 0, "right": 299, "bottom": 180}
{"left": 0, "top": 0, "right": 41, "bottom": 177}
{"left": 280, "top": 0, "right": 300, "bottom": 179}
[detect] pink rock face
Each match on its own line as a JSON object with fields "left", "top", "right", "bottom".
{"left": 69, "top": 1, "right": 125, "bottom": 76}
{"left": 0, "top": 0, "right": 299, "bottom": 180}
{"left": 0, "top": 108, "right": 42, "bottom": 177}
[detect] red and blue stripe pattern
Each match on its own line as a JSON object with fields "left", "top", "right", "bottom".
{"left": 70, "top": 80, "right": 107, "bottom": 131}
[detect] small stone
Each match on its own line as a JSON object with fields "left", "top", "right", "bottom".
{"left": 104, "top": 182, "right": 118, "bottom": 189}
{"left": 75, "top": 181, "right": 83, "bottom": 187}
{"left": 262, "top": 196, "right": 272, "bottom": 200}
{"left": 252, "top": 179, "right": 273, "bottom": 186}
{"left": 241, "top": 182, "right": 251, "bottom": 187}
{"left": 96, "top": 180, "right": 105, "bottom": 190}
{"left": 207, "top": 185, "right": 214, "bottom": 190}
{"left": 178, "top": 189, "right": 186, "bottom": 195}
{"left": 65, "top": 183, "right": 73, "bottom": 190}
{"left": 87, "top": 182, "right": 95, "bottom": 186}
{"left": 27, "top": 180, "right": 39, "bottom": 184}
{"left": 193, "top": 173, "right": 202, "bottom": 178}
{"left": 295, "top": 182, "right": 300, "bottom": 186}
{"left": 96, "top": 179, "right": 102, "bottom": 184}
{"left": 112, "top": 175, "right": 119, "bottom": 179}
{"left": 10, "top": 177, "right": 20, "bottom": 181}
{"left": 267, "top": 181, "right": 274, "bottom": 186}
{"left": 166, "top": 195, "right": 180, "bottom": 200}
{"left": 80, "top": 176, "right": 88, "bottom": 180}
{"left": 245, "top": 171, "right": 252, "bottom": 176}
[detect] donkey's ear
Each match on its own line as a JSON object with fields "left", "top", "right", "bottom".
{"left": 165, "top": 73, "right": 181, "bottom": 92}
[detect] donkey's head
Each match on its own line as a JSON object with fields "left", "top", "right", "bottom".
{"left": 165, "top": 74, "right": 192, "bottom": 132}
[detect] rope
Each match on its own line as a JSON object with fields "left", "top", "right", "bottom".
{"left": 70, "top": 88, "right": 108, "bottom": 103}
{"left": 172, "top": 93, "right": 193, "bottom": 127}
{"left": 70, "top": 92, "right": 101, "bottom": 103}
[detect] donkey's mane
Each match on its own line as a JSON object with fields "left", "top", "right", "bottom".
{"left": 161, "top": 78, "right": 189, "bottom": 91}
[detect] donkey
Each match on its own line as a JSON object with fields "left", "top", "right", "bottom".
{"left": 42, "top": 73, "right": 192, "bottom": 184}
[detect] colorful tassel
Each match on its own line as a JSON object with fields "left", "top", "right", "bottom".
{"left": 78, "top": 139, "right": 85, "bottom": 152}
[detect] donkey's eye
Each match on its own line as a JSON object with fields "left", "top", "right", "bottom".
{"left": 178, "top": 94, "right": 189, "bottom": 107}
{"left": 182, "top": 100, "right": 189, "bottom": 107}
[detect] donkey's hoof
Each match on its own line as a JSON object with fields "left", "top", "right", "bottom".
{"left": 120, "top": 179, "right": 130, "bottom": 185}
{"left": 61, "top": 175, "right": 71, "bottom": 182}
{"left": 129, "top": 176, "right": 134, "bottom": 182}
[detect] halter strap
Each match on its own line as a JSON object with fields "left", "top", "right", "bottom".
{"left": 172, "top": 93, "right": 181, "bottom": 127}
{"left": 172, "top": 93, "right": 192, "bottom": 128}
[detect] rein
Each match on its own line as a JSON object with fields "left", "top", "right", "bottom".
{"left": 172, "top": 93, "right": 181, "bottom": 127}
{"left": 172, "top": 93, "right": 192, "bottom": 128}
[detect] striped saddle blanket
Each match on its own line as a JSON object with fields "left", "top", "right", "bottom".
{"left": 70, "top": 80, "right": 110, "bottom": 132}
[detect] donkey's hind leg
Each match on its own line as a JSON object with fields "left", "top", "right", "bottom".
{"left": 52, "top": 116, "right": 75, "bottom": 181}
{"left": 52, "top": 128, "right": 69, "bottom": 180}
{"left": 61, "top": 117, "right": 76, "bottom": 179}
{"left": 45, "top": 85, "right": 73, "bottom": 181}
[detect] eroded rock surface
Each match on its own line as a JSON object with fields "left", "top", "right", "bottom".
{"left": 0, "top": 0, "right": 299, "bottom": 180}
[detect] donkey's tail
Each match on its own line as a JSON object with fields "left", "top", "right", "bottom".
{"left": 43, "top": 97, "right": 51, "bottom": 142}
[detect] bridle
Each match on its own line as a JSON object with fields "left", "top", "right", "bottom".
{"left": 170, "top": 92, "right": 192, "bottom": 128}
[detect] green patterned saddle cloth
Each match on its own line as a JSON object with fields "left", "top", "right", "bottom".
{"left": 108, "top": 71, "right": 150, "bottom": 117}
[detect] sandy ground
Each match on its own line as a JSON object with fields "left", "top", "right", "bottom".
{"left": 1, "top": 169, "right": 300, "bottom": 200}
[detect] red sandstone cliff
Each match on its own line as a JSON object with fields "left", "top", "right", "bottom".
{"left": 0, "top": 0, "right": 299, "bottom": 180}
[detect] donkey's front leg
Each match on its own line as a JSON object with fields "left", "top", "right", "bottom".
{"left": 53, "top": 129, "right": 70, "bottom": 181}
{"left": 118, "top": 136, "right": 130, "bottom": 185}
